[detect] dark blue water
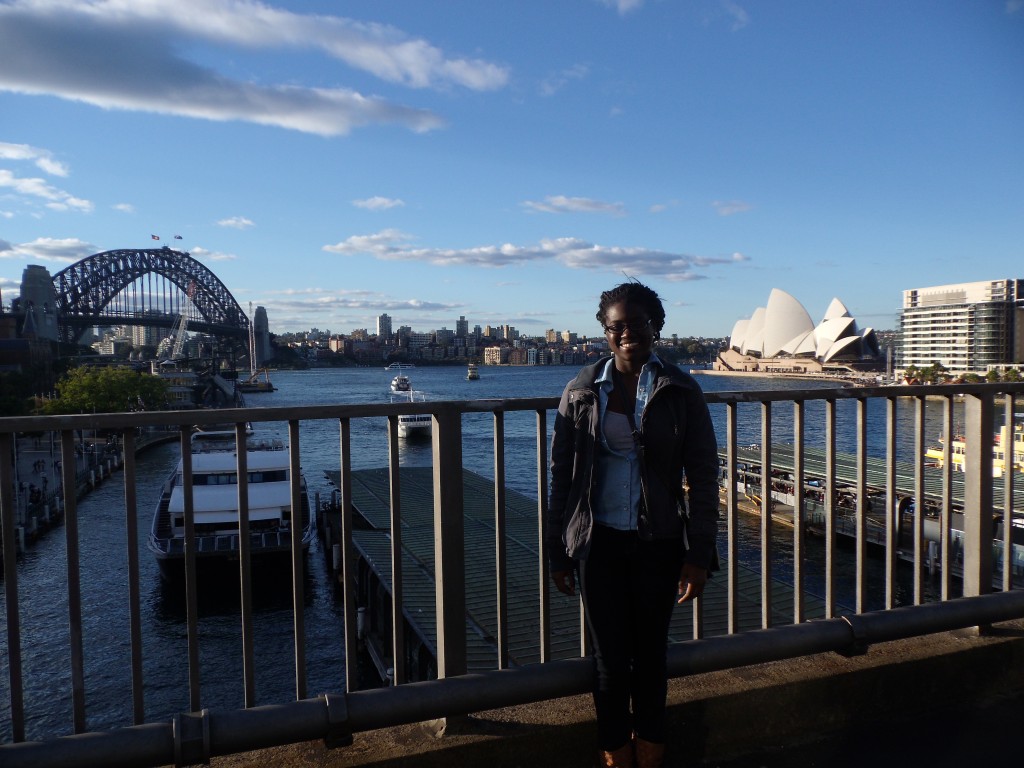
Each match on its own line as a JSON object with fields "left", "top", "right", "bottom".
{"left": 0, "top": 367, "right": 953, "bottom": 742}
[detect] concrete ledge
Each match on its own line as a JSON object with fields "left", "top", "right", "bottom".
{"left": 196, "top": 618, "right": 1024, "bottom": 768}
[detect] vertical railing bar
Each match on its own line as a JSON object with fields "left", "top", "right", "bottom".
{"left": 726, "top": 402, "right": 739, "bottom": 634}
{"left": 234, "top": 421, "right": 255, "bottom": 708}
{"left": 120, "top": 429, "right": 145, "bottom": 724}
{"left": 855, "top": 398, "right": 867, "bottom": 614}
{"left": 386, "top": 415, "right": 406, "bottom": 684}
{"left": 963, "top": 394, "right": 995, "bottom": 602}
{"left": 432, "top": 405, "right": 467, "bottom": 678}
{"left": 824, "top": 399, "right": 836, "bottom": 618}
{"left": 0, "top": 432, "right": 25, "bottom": 742}
{"left": 288, "top": 420, "right": 307, "bottom": 700}
{"left": 793, "top": 400, "right": 805, "bottom": 625}
{"left": 338, "top": 418, "right": 358, "bottom": 692}
{"left": 913, "top": 396, "right": 926, "bottom": 605}
{"left": 760, "top": 401, "right": 772, "bottom": 630}
{"left": 1003, "top": 394, "right": 1015, "bottom": 591}
{"left": 940, "top": 396, "right": 954, "bottom": 601}
{"left": 492, "top": 412, "right": 509, "bottom": 670}
{"left": 536, "top": 409, "right": 551, "bottom": 663}
{"left": 179, "top": 426, "right": 201, "bottom": 713}
{"left": 885, "top": 397, "right": 898, "bottom": 610}
{"left": 61, "top": 428, "right": 87, "bottom": 732}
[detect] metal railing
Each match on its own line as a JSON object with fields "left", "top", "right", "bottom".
{"left": 1, "top": 381, "right": 1022, "bottom": 768}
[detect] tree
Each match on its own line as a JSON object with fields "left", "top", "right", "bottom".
{"left": 985, "top": 369, "right": 1001, "bottom": 383}
{"left": 45, "top": 366, "right": 169, "bottom": 414}
{"left": 1004, "top": 367, "right": 1021, "bottom": 383}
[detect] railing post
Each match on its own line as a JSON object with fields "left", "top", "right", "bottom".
{"left": 432, "top": 404, "right": 467, "bottom": 679}
{"left": 962, "top": 393, "right": 994, "bottom": 605}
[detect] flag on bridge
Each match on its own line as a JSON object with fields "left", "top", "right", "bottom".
{"left": 151, "top": 234, "right": 160, "bottom": 240}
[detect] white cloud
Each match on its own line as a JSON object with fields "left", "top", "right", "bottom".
{"left": 0, "top": 169, "right": 94, "bottom": 212}
{"left": 712, "top": 200, "right": 753, "bottom": 216}
{"left": 597, "top": 0, "right": 646, "bottom": 15}
{"left": 113, "top": 203, "right": 135, "bottom": 213}
{"left": 722, "top": 1, "right": 751, "bottom": 31}
{"left": 189, "top": 245, "right": 237, "bottom": 261}
{"left": 217, "top": 216, "right": 255, "bottom": 229}
{"left": 0, "top": 141, "right": 70, "bottom": 176}
{"left": 539, "top": 64, "right": 590, "bottom": 97}
{"left": 0, "top": 237, "right": 96, "bottom": 263}
{"left": 323, "top": 229, "right": 749, "bottom": 282}
{"left": 522, "top": 195, "right": 627, "bottom": 216}
{"left": 353, "top": 196, "right": 405, "bottom": 211}
{"left": 0, "top": 0, "right": 508, "bottom": 136}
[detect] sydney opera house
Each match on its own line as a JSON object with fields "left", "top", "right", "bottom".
{"left": 715, "top": 288, "right": 881, "bottom": 375}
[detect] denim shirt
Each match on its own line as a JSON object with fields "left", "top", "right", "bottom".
{"left": 591, "top": 354, "right": 662, "bottom": 530}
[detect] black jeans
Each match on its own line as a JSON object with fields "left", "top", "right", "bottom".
{"left": 578, "top": 524, "right": 685, "bottom": 751}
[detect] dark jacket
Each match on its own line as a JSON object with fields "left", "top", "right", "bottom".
{"left": 547, "top": 357, "right": 720, "bottom": 573}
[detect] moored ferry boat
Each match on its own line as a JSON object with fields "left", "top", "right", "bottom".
{"left": 390, "top": 387, "right": 432, "bottom": 439}
{"left": 148, "top": 428, "right": 315, "bottom": 579}
{"left": 924, "top": 421, "right": 1024, "bottom": 477}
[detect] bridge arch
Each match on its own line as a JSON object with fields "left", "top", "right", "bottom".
{"left": 52, "top": 248, "right": 250, "bottom": 345}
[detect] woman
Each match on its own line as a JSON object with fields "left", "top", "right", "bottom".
{"left": 547, "top": 281, "right": 720, "bottom": 768}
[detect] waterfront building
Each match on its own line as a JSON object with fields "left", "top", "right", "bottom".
{"left": 899, "top": 278, "right": 1024, "bottom": 374}
{"left": 455, "top": 315, "right": 468, "bottom": 339}
{"left": 376, "top": 313, "right": 393, "bottom": 343}
{"left": 717, "top": 288, "right": 881, "bottom": 374}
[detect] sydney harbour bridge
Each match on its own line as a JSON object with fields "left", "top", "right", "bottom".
{"left": 12, "top": 247, "right": 271, "bottom": 365}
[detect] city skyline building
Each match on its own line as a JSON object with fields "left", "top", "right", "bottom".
{"left": 899, "top": 278, "right": 1024, "bottom": 373}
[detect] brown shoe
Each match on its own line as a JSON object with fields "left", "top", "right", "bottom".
{"left": 634, "top": 738, "right": 665, "bottom": 768}
{"left": 597, "top": 742, "right": 635, "bottom": 767}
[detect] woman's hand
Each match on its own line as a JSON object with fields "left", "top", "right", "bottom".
{"left": 552, "top": 569, "right": 576, "bottom": 596}
{"left": 677, "top": 563, "right": 708, "bottom": 603}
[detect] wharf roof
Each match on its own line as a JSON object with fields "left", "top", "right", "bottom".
{"left": 327, "top": 467, "right": 830, "bottom": 674}
{"left": 728, "top": 444, "right": 1024, "bottom": 514}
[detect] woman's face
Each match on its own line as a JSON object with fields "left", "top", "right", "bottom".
{"left": 603, "top": 300, "right": 654, "bottom": 369}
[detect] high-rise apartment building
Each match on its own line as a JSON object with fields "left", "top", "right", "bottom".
{"left": 899, "top": 278, "right": 1024, "bottom": 372}
{"left": 376, "top": 313, "right": 393, "bottom": 342}
{"left": 455, "top": 315, "right": 468, "bottom": 339}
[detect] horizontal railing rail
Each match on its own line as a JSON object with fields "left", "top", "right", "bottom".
{"left": 2, "top": 381, "right": 1023, "bottom": 767}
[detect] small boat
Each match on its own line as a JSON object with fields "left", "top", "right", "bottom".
{"left": 466, "top": 363, "right": 480, "bottom": 381}
{"left": 391, "top": 388, "right": 432, "bottom": 439}
{"left": 237, "top": 368, "right": 276, "bottom": 393}
{"left": 390, "top": 374, "right": 412, "bottom": 393}
{"left": 148, "top": 427, "right": 315, "bottom": 580}
{"left": 384, "top": 362, "right": 415, "bottom": 371}
{"left": 924, "top": 421, "right": 1024, "bottom": 477}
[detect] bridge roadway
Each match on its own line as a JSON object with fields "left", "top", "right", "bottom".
{"left": 725, "top": 443, "right": 1023, "bottom": 514}
{"left": 158, "top": 615, "right": 1024, "bottom": 767}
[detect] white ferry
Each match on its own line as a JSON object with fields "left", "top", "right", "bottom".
{"left": 390, "top": 388, "right": 432, "bottom": 439}
{"left": 925, "top": 421, "right": 1024, "bottom": 477}
{"left": 384, "top": 362, "right": 416, "bottom": 371}
{"left": 390, "top": 374, "right": 412, "bottom": 393}
{"left": 466, "top": 363, "right": 480, "bottom": 381}
{"left": 148, "top": 428, "right": 314, "bottom": 579}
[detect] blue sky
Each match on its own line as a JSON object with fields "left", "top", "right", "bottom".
{"left": 1, "top": 0, "right": 1021, "bottom": 340}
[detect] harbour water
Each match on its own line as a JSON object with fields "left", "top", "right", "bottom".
{"left": 1, "top": 366, "right": 957, "bottom": 743}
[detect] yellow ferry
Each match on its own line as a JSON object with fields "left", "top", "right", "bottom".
{"left": 925, "top": 421, "right": 1024, "bottom": 477}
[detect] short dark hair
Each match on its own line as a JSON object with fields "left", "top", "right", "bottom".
{"left": 596, "top": 281, "right": 665, "bottom": 338}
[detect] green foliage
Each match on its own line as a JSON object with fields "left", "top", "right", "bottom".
{"left": 1004, "top": 367, "right": 1021, "bottom": 382}
{"left": 45, "top": 366, "right": 169, "bottom": 414}
{"left": 985, "top": 369, "right": 1001, "bottom": 383}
